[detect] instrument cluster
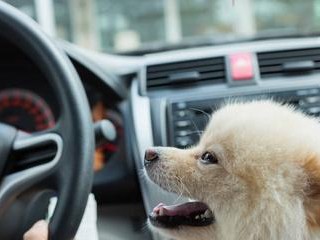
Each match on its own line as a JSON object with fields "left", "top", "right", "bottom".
{"left": 0, "top": 75, "right": 123, "bottom": 172}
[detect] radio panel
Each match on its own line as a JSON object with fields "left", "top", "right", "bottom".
{"left": 168, "top": 87, "right": 320, "bottom": 148}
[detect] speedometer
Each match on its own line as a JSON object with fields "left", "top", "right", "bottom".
{"left": 0, "top": 89, "right": 55, "bottom": 132}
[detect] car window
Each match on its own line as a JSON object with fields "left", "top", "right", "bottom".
{"left": 3, "top": 0, "right": 320, "bottom": 53}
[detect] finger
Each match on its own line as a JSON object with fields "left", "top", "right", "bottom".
{"left": 23, "top": 220, "right": 48, "bottom": 240}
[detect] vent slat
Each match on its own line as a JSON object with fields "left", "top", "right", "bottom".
{"left": 261, "top": 70, "right": 320, "bottom": 78}
{"left": 258, "top": 48, "right": 320, "bottom": 60}
{"left": 147, "top": 58, "right": 224, "bottom": 73}
{"left": 147, "top": 72, "right": 225, "bottom": 87}
{"left": 261, "top": 62, "right": 320, "bottom": 74}
{"left": 147, "top": 64, "right": 225, "bottom": 79}
{"left": 199, "top": 71, "right": 225, "bottom": 80}
{"left": 146, "top": 57, "right": 226, "bottom": 89}
{"left": 259, "top": 55, "right": 320, "bottom": 67}
{"left": 258, "top": 48, "right": 320, "bottom": 79}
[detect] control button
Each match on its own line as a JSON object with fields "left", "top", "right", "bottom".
{"left": 176, "top": 110, "right": 187, "bottom": 118}
{"left": 309, "top": 89, "right": 320, "bottom": 95}
{"left": 296, "top": 90, "right": 309, "bottom": 96}
{"left": 304, "top": 96, "right": 320, "bottom": 104}
{"left": 175, "top": 110, "right": 191, "bottom": 118}
{"left": 307, "top": 107, "right": 320, "bottom": 115}
{"left": 175, "top": 120, "right": 191, "bottom": 128}
{"left": 297, "top": 89, "right": 320, "bottom": 96}
{"left": 176, "top": 102, "right": 187, "bottom": 109}
{"left": 229, "top": 53, "right": 254, "bottom": 81}
{"left": 175, "top": 137, "right": 193, "bottom": 148}
{"left": 176, "top": 130, "right": 191, "bottom": 137}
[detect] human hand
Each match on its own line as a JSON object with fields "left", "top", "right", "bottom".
{"left": 23, "top": 220, "right": 48, "bottom": 240}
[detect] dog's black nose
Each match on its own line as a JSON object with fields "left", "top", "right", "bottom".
{"left": 144, "top": 148, "right": 159, "bottom": 166}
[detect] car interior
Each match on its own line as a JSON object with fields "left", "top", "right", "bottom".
{"left": 0, "top": 0, "right": 320, "bottom": 239}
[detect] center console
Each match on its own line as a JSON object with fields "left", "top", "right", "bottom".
{"left": 130, "top": 37, "right": 320, "bottom": 240}
{"left": 168, "top": 87, "right": 320, "bottom": 148}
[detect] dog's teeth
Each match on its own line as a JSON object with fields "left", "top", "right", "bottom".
{"left": 195, "top": 215, "right": 200, "bottom": 220}
{"left": 204, "top": 209, "right": 212, "bottom": 218}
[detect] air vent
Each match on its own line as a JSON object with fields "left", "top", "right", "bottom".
{"left": 258, "top": 48, "right": 320, "bottom": 79}
{"left": 146, "top": 57, "right": 226, "bottom": 89}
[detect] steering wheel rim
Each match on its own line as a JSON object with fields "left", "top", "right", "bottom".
{"left": 0, "top": 2, "right": 94, "bottom": 240}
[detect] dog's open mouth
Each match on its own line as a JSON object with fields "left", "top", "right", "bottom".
{"left": 149, "top": 201, "right": 214, "bottom": 228}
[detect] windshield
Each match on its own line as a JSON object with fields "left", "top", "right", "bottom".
{"left": 4, "top": 0, "right": 320, "bottom": 53}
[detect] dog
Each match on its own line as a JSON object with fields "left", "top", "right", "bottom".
{"left": 144, "top": 100, "right": 320, "bottom": 240}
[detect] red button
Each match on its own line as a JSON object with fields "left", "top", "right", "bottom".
{"left": 230, "top": 53, "right": 254, "bottom": 81}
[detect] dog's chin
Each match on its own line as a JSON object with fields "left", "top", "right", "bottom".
{"left": 148, "top": 200, "right": 215, "bottom": 239}
{"left": 148, "top": 215, "right": 215, "bottom": 240}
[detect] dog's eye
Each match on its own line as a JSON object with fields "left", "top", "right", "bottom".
{"left": 200, "top": 152, "right": 218, "bottom": 164}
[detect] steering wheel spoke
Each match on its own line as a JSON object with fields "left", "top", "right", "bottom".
{"left": 10, "top": 131, "right": 62, "bottom": 173}
{"left": 0, "top": 130, "right": 63, "bottom": 215}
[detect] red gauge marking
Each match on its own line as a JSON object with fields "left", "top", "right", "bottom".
{"left": 99, "top": 143, "right": 118, "bottom": 152}
{"left": 0, "top": 89, "right": 55, "bottom": 132}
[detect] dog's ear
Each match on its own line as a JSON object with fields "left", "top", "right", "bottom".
{"left": 303, "top": 155, "right": 320, "bottom": 229}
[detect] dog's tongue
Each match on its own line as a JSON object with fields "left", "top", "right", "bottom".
{"left": 153, "top": 202, "right": 208, "bottom": 217}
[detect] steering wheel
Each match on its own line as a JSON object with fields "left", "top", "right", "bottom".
{"left": 0, "top": 2, "right": 94, "bottom": 240}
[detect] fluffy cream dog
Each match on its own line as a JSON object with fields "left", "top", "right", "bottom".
{"left": 144, "top": 100, "right": 320, "bottom": 240}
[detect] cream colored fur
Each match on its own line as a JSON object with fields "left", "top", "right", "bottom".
{"left": 146, "top": 100, "right": 320, "bottom": 240}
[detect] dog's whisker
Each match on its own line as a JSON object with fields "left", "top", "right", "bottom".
{"left": 172, "top": 176, "right": 185, "bottom": 203}
{"left": 138, "top": 168, "right": 146, "bottom": 178}
{"left": 140, "top": 221, "right": 151, "bottom": 234}
{"left": 187, "top": 130, "right": 204, "bottom": 136}
{"left": 173, "top": 192, "right": 184, "bottom": 204}
{"left": 173, "top": 174, "right": 192, "bottom": 199}
{"left": 189, "top": 107, "right": 211, "bottom": 119}
{"left": 191, "top": 119, "right": 202, "bottom": 139}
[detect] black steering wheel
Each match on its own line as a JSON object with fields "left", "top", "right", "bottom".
{"left": 0, "top": 2, "right": 94, "bottom": 240}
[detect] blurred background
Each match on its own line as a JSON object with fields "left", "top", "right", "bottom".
{"left": 2, "top": 0, "right": 320, "bottom": 53}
